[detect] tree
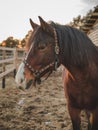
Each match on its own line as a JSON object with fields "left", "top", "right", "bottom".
{"left": 1, "top": 37, "right": 19, "bottom": 48}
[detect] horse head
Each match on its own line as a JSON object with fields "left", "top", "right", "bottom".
{"left": 15, "top": 16, "right": 60, "bottom": 87}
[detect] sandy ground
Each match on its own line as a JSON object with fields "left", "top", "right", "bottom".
{"left": 0, "top": 68, "right": 88, "bottom": 130}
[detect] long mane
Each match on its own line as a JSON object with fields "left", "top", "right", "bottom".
{"left": 51, "top": 23, "right": 98, "bottom": 68}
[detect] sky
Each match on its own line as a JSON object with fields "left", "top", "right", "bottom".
{"left": 0, "top": 0, "right": 98, "bottom": 42}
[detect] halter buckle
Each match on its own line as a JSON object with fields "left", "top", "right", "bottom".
{"left": 55, "top": 45, "right": 59, "bottom": 55}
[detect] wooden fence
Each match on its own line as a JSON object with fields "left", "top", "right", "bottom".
{"left": 0, "top": 47, "right": 24, "bottom": 88}
{"left": 89, "top": 27, "right": 98, "bottom": 46}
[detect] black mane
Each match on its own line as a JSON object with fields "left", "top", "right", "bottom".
{"left": 51, "top": 23, "right": 98, "bottom": 69}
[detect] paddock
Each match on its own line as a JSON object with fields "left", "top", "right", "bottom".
{"left": 0, "top": 6, "right": 98, "bottom": 130}
{"left": 0, "top": 48, "right": 88, "bottom": 130}
{"left": 0, "top": 66, "right": 88, "bottom": 130}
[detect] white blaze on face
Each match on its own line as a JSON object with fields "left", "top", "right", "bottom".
{"left": 15, "top": 62, "right": 26, "bottom": 87}
{"left": 15, "top": 42, "right": 34, "bottom": 88}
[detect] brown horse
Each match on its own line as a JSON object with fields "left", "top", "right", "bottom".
{"left": 15, "top": 16, "right": 98, "bottom": 130}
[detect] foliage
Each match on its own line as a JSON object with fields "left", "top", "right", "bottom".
{"left": 0, "top": 37, "right": 19, "bottom": 48}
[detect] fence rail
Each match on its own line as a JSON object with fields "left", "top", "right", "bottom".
{"left": 0, "top": 47, "right": 24, "bottom": 88}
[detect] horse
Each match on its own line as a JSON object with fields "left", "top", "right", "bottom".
{"left": 15, "top": 16, "right": 98, "bottom": 130}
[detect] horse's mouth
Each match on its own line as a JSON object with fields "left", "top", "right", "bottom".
{"left": 32, "top": 68, "right": 53, "bottom": 86}
{"left": 24, "top": 60, "right": 57, "bottom": 87}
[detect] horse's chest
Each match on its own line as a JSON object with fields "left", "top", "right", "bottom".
{"left": 63, "top": 68, "right": 98, "bottom": 110}
{"left": 64, "top": 80, "right": 98, "bottom": 110}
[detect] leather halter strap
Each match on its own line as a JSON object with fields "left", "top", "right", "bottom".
{"left": 23, "top": 28, "right": 60, "bottom": 85}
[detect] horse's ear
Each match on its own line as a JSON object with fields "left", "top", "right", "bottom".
{"left": 38, "top": 16, "right": 54, "bottom": 35}
{"left": 29, "top": 18, "right": 38, "bottom": 29}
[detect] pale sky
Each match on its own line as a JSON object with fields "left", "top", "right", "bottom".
{"left": 0, "top": 0, "right": 98, "bottom": 42}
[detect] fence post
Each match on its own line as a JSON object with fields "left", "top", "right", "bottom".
{"left": 13, "top": 48, "right": 18, "bottom": 78}
{"left": 2, "top": 49, "right": 6, "bottom": 88}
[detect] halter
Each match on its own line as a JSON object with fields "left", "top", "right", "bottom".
{"left": 23, "top": 28, "right": 60, "bottom": 85}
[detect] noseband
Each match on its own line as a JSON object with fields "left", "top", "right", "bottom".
{"left": 23, "top": 28, "right": 60, "bottom": 85}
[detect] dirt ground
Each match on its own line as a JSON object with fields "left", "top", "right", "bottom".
{"left": 0, "top": 67, "right": 88, "bottom": 130}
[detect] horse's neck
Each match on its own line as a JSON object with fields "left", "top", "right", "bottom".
{"left": 57, "top": 25, "right": 98, "bottom": 77}
{"left": 60, "top": 48, "right": 88, "bottom": 79}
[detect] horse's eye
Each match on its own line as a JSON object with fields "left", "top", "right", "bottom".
{"left": 38, "top": 43, "right": 46, "bottom": 50}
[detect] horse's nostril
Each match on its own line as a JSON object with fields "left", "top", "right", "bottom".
{"left": 21, "top": 79, "right": 23, "bottom": 83}
{"left": 23, "top": 72, "right": 25, "bottom": 75}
